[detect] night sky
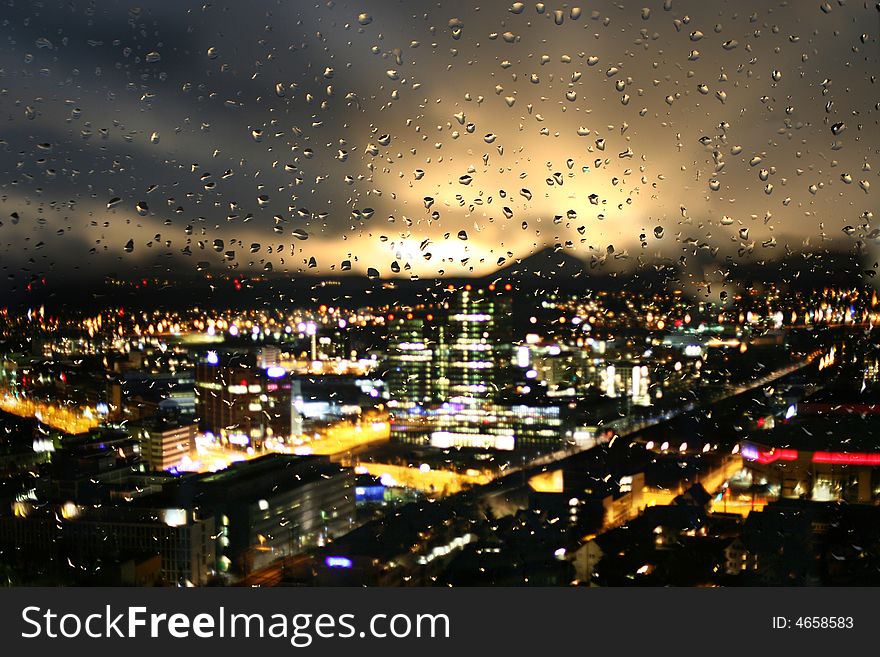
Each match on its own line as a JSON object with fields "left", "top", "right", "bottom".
{"left": 1, "top": 0, "right": 878, "bottom": 287}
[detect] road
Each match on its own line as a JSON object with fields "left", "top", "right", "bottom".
{"left": 180, "top": 411, "right": 391, "bottom": 473}
{"left": 238, "top": 554, "right": 313, "bottom": 587}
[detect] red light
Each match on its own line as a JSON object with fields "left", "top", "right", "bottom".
{"left": 755, "top": 448, "right": 798, "bottom": 464}
{"left": 505, "top": 284, "right": 512, "bottom": 291}
{"left": 812, "top": 451, "right": 880, "bottom": 466}
{"left": 757, "top": 417, "right": 765, "bottom": 428}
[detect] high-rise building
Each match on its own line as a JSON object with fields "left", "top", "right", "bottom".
{"left": 387, "top": 312, "right": 444, "bottom": 406}
{"left": 387, "top": 311, "right": 445, "bottom": 443}
{"left": 444, "top": 285, "right": 513, "bottom": 405}
{"left": 388, "top": 286, "right": 570, "bottom": 450}
{"left": 429, "top": 286, "right": 519, "bottom": 449}
{"left": 195, "top": 351, "right": 298, "bottom": 450}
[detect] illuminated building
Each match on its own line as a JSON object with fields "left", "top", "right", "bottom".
{"left": 387, "top": 310, "right": 445, "bottom": 443}
{"left": 195, "top": 351, "right": 300, "bottom": 449}
{"left": 0, "top": 502, "right": 216, "bottom": 586}
{"left": 388, "top": 287, "right": 520, "bottom": 448}
{"left": 600, "top": 362, "right": 651, "bottom": 406}
{"left": 135, "top": 415, "right": 197, "bottom": 472}
{"left": 387, "top": 287, "right": 569, "bottom": 449}
{"left": 428, "top": 286, "right": 520, "bottom": 449}
{"left": 740, "top": 398, "right": 880, "bottom": 504}
{"left": 387, "top": 311, "right": 444, "bottom": 406}
{"left": 443, "top": 286, "right": 513, "bottom": 405}
{"left": 165, "top": 454, "right": 355, "bottom": 575}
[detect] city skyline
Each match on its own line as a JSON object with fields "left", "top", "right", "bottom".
{"left": 2, "top": 0, "right": 880, "bottom": 590}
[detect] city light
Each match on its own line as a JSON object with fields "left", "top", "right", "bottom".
{"left": 324, "top": 556, "right": 353, "bottom": 569}
{"left": 0, "top": 0, "right": 876, "bottom": 597}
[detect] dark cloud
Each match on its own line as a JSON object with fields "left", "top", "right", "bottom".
{"left": 0, "top": 0, "right": 877, "bottom": 286}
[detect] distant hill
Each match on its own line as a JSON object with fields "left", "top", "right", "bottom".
{"left": 4, "top": 244, "right": 872, "bottom": 313}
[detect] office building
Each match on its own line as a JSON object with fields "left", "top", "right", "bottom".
{"left": 195, "top": 351, "right": 300, "bottom": 449}
{"left": 136, "top": 415, "right": 197, "bottom": 472}
{"left": 164, "top": 454, "right": 356, "bottom": 575}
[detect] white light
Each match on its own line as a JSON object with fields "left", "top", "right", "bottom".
{"left": 162, "top": 508, "right": 187, "bottom": 527}
{"left": 266, "top": 366, "right": 286, "bottom": 379}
